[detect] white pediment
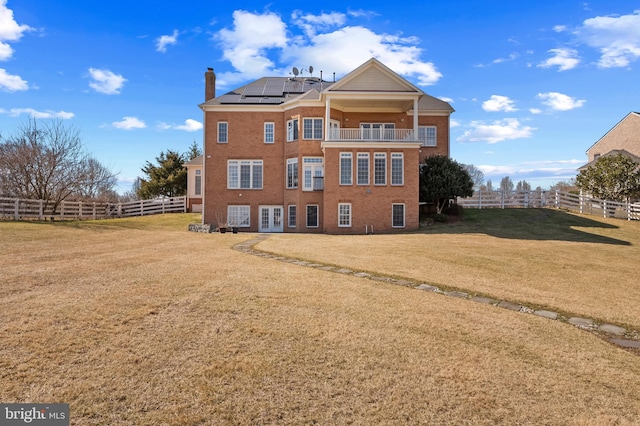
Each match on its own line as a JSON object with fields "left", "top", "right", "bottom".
{"left": 325, "top": 58, "right": 422, "bottom": 94}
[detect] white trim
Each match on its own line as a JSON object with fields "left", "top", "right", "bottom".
{"left": 338, "top": 203, "right": 352, "bottom": 227}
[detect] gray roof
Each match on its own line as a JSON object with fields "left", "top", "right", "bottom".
{"left": 206, "top": 77, "right": 334, "bottom": 106}
{"left": 203, "top": 76, "right": 454, "bottom": 113}
{"left": 578, "top": 149, "right": 640, "bottom": 170}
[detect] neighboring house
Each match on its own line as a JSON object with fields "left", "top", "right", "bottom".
{"left": 198, "top": 58, "right": 454, "bottom": 234}
{"left": 581, "top": 112, "right": 640, "bottom": 169}
{"left": 184, "top": 155, "right": 203, "bottom": 212}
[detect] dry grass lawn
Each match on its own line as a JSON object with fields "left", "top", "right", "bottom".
{"left": 260, "top": 208, "right": 640, "bottom": 328}
{"left": 1, "top": 212, "right": 640, "bottom": 425}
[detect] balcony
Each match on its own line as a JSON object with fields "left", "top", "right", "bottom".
{"left": 313, "top": 176, "right": 324, "bottom": 191}
{"left": 327, "top": 128, "right": 416, "bottom": 142}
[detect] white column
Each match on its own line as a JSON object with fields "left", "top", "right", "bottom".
{"left": 413, "top": 98, "right": 418, "bottom": 140}
{"left": 325, "top": 97, "right": 331, "bottom": 140}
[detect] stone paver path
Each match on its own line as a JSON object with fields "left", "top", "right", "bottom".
{"left": 233, "top": 234, "right": 640, "bottom": 352}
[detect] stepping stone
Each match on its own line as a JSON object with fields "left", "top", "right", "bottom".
{"left": 610, "top": 339, "right": 640, "bottom": 349}
{"left": 471, "top": 296, "right": 495, "bottom": 305}
{"left": 416, "top": 284, "right": 439, "bottom": 292}
{"left": 446, "top": 291, "right": 468, "bottom": 299}
{"left": 336, "top": 268, "right": 353, "bottom": 274}
{"left": 568, "top": 317, "right": 593, "bottom": 328}
{"left": 598, "top": 324, "right": 627, "bottom": 336}
{"left": 353, "top": 272, "right": 371, "bottom": 278}
{"left": 497, "top": 301, "right": 522, "bottom": 311}
{"left": 534, "top": 310, "right": 558, "bottom": 320}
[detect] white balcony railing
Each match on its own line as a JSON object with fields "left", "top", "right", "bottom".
{"left": 327, "top": 128, "right": 416, "bottom": 142}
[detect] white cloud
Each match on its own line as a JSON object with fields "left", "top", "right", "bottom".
{"left": 457, "top": 118, "right": 535, "bottom": 144}
{"left": 0, "top": 67, "right": 27, "bottom": 91}
{"left": 576, "top": 10, "right": 640, "bottom": 67}
{"left": 88, "top": 68, "right": 126, "bottom": 94}
{"left": 215, "top": 10, "right": 289, "bottom": 82}
{"left": 112, "top": 116, "right": 146, "bottom": 130}
{"left": 156, "top": 29, "right": 179, "bottom": 53}
{"left": 1, "top": 107, "right": 74, "bottom": 119}
{"left": 291, "top": 10, "right": 346, "bottom": 37}
{"left": 0, "top": 0, "right": 33, "bottom": 61}
{"left": 438, "top": 96, "right": 454, "bottom": 103}
{"left": 537, "top": 48, "right": 580, "bottom": 71}
{"left": 214, "top": 9, "right": 442, "bottom": 88}
{"left": 553, "top": 25, "right": 568, "bottom": 33}
{"left": 492, "top": 52, "right": 519, "bottom": 64}
{"left": 482, "top": 95, "right": 518, "bottom": 112}
{"left": 529, "top": 108, "right": 542, "bottom": 114}
{"left": 157, "top": 119, "right": 203, "bottom": 132}
{"left": 536, "top": 92, "right": 586, "bottom": 111}
{"left": 450, "top": 119, "right": 460, "bottom": 128}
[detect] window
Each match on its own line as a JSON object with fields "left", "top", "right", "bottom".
{"left": 392, "top": 204, "right": 405, "bottom": 228}
{"left": 227, "top": 160, "right": 263, "bottom": 189}
{"left": 286, "top": 158, "right": 298, "bottom": 189}
{"left": 264, "top": 122, "right": 274, "bottom": 144}
{"left": 303, "top": 157, "right": 323, "bottom": 191}
{"left": 391, "top": 153, "right": 404, "bottom": 185}
{"left": 195, "top": 169, "right": 202, "bottom": 195}
{"left": 419, "top": 126, "right": 437, "bottom": 147}
{"left": 218, "top": 122, "right": 228, "bottom": 143}
{"left": 228, "top": 205, "right": 250, "bottom": 227}
{"left": 287, "top": 118, "right": 299, "bottom": 142}
{"left": 374, "top": 153, "right": 386, "bottom": 185}
{"left": 306, "top": 205, "right": 319, "bottom": 228}
{"left": 357, "top": 153, "right": 369, "bottom": 185}
{"left": 288, "top": 205, "right": 297, "bottom": 228}
{"left": 361, "top": 123, "right": 395, "bottom": 139}
{"left": 338, "top": 203, "right": 351, "bottom": 227}
{"left": 340, "top": 153, "right": 352, "bottom": 185}
{"left": 303, "top": 118, "right": 323, "bottom": 140}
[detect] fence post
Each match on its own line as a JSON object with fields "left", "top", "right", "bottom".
{"left": 162, "top": 198, "right": 166, "bottom": 214}
{"left": 579, "top": 190, "right": 583, "bottom": 214}
{"left": 93, "top": 202, "right": 97, "bottom": 220}
{"left": 14, "top": 198, "right": 19, "bottom": 220}
{"left": 603, "top": 200, "right": 607, "bottom": 218}
{"left": 524, "top": 191, "right": 529, "bottom": 208}
{"left": 555, "top": 191, "right": 559, "bottom": 209}
{"left": 501, "top": 191, "right": 505, "bottom": 209}
{"left": 38, "top": 199, "right": 44, "bottom": 220}
{"left": 479, "top": 190, "right": 482, "bottom": 209}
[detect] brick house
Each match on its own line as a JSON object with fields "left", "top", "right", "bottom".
{"left": 199, "top": 58, "right": 454, "bottom": 234}
{"left": 580, "top": 111, "right": 640, "bottom": 169}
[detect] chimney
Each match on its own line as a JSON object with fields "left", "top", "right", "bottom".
{"left": 205, "top": 68, "right": 215, "bottom": 101}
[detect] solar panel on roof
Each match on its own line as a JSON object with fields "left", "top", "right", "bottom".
{"left": 242, "top": 83, "right": 265, "bottom": 96}
{"left": 263, "top": 79, "right": 285, "bottom": 96}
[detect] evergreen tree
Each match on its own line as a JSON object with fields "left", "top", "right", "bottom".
{"left": 137, "top": 150, "right": 187, "bottom": 199}
{"left": 420, "top": 155, "right": 474, "bottom": 214}
{"left": 576, "top": 153, "right": 640, "bottom": 202}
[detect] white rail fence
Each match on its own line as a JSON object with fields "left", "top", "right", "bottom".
{"left": 457, "top": 190, "right": 640, "bottom": 221}
{"left": 0, "top": 196, "right": 187, "bottom": 221}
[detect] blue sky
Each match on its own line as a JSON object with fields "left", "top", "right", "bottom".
{"left": 2, "top": 1, "right": 640, "bottom": 193}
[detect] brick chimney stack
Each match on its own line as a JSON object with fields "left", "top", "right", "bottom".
{"left": 205, "top": 68, "right": 215, "bottom": 102}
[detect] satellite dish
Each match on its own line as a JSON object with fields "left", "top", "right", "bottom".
{"left": 309, "top": 65, "right": 314, "bottom": 75}
{"left": 292, "top": 67, "right": 299, "bottom": 76}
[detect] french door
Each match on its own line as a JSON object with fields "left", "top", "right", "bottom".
{"left": 259, "top": 206, "right": 284, "bottom": 232}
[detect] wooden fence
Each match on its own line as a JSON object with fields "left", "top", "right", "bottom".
{"left": 457, "top": 190, "right": 640, "bottom": 221}
{"left": 0, "top": 196, "right": 187, "bottom": 221}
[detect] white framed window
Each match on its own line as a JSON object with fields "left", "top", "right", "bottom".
{"left": 391, "top": 153, "right": 404, "bottom": 186}
{"left": 392, "top": 204, "right": 405, "bottom": 228}
{"left": 286, "top": 158, "right": 298, "bottom": 189}
{"left": 288, "top": 205, "right": 297, "bottom": 228}
{"left": 340, "top": 153, "right": 352, "bottom": 185}
{"left": 264, "top": 122, "right": 275, "bottom": 144}
{"left": 217, "top": 122, "right": 228, "bottom": 143}
{"left": 195, "top": 169, "right": 202, "bottom": 195}
{"left": 357, "top": 153, "right": 369, "bottom": 185}
{"left": 227, "top": 160, "right": 263, "bottom": 189}
{"left": 419, "top": 126, "right": 437, "bottom": 147}
{"left": 338, "top": 203, "right": 351, "bottom": 227}
{"left": 303, "top": 118, "right": 323, "bottom": 140}
{"left": 302, "top": 157, "right": 323, "bottom": 191}
{"left": 228, "top": 205, "right": 250, "bottom": 227}
{"left": 361, "top": 123, "right": 395, "bottom": 139}
{"left": 306, "top": 205, "right": 319, "bottom": 228}
{"left": 287, "top": 118, "right": 299, "bottom": 142}
{"left": 374, "top": 153, "right": 386, "bottom": 186}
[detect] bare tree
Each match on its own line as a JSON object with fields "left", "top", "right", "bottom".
{"left": 462, "top": 163, "right": 485, "bottom": 189}
{"left": 0, "top": 119, "right": 118, "bottom": 211}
